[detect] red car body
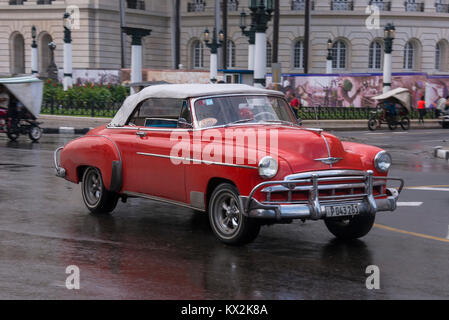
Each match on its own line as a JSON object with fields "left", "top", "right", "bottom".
{"left": 55, "top": 84, "right": 403, "bottom": 244}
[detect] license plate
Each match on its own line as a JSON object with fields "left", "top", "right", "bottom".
{"left": 325, "top": 204, "right": 360, "bottom": 217}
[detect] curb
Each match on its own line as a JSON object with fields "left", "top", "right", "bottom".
{"left": 434, "top": 147, "right": 449, "bottom": 160}
{"left": 43, "top": 127, "right": 92, "bottom": 135}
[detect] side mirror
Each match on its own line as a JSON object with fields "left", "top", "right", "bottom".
{"left": 178, "top": 118, "right": 193, "bottom": 129}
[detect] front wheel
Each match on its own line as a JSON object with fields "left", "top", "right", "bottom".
{"left": 81, "top": 167, "right": 119, "bottom": 214}
{"left": 208, "top": 183, "right": 260, "bottom": 245}
{"left": 324, "top": 214, "right": 375, "bottom": 240}
{"left": 6, "top": 125, "right": 19, "bottom": 141}
{"left": 29, "top": 125, "right": 42, "bottom": 142}
{"left": 368, "top": 118, "right": 378, "bottom": 131}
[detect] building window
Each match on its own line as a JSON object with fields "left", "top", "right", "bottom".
{"left": 228, "top": 0, "right": 239, "bottom": 11}
{"left": 436, "top": 43, "right": 441, "bottom": 71}
{"left": 37, "top": 0, "right": 53, "bottom": 4}
{"left": 9, "top": 0, "right": 27, "bottom": 4}
{"left": 332, "top": 40, "right": 346, "bottom": 69}
{"left": 192, "top": 40, "right": 204, "bottom": 69}
{"left": 291, "top": 0, "right": 315, "bottom": 10}
{"left": 227, "top": 40, "right": 236, "bottom": 68}
{"left": 369, "top": 41, "right": 382, "bottom": 69}
{"left": 188, "top": 0, "right": 206, "bottom": 12}
{"left": 293, "top": 40, "right": 304, "bottom": 69}
{"left": 267, "top": 41, "right": 272, "bottom": 68}
{"left": 403, "top": 41, "right": 415, "bottom": 70}
{"left": 126, "top": 0, "right": 145, "bottom": 10}
{"left": 331, "top": 0, "right": 354, "bottom": 11}
{"left": 10, "top": 33, "right": 25, "bottom": 74}
{"left": 405, "top": 0, "right": 424, "bottom": 11}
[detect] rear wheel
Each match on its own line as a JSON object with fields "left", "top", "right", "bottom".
{"left": 400, "top": 117, "right": 410, "bottom": 130}
{"left": 81, "top": 167, "right": 119, "bottom": 214}
{"left": 208, "top": 183, "right": 260, "bottom": 245}
{"left": 324, "top": 214, "right": 375, "bottom": 240}
{"left": 6, "top": 125, "right": 19, "bottom": 141}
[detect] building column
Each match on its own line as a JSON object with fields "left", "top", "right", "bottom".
{"left": 254, "top": 32, "right": 267, "bottom": 87}
{"left": 63, "top": 13, "right": 72, "bottom": 91}
{"left": 122, "top": 27, "right": 152, "bottom": 94}
{"left": 248, "top": 44, "right": 255, "bottom": 70}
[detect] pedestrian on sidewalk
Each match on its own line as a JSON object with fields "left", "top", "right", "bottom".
{"left": 417, "top": 95, "right": 426, "bottom": 125}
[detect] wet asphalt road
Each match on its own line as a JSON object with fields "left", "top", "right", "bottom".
{"left": 0, "top": 128, "right": 448, "bottom": 300}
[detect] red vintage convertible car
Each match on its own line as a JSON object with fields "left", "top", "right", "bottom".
{"left": 54, "top": 84, "right": 403, "bottom": 245}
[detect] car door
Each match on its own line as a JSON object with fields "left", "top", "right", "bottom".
{"left": 126, "top": 98, "right": 191, "bottom": 203}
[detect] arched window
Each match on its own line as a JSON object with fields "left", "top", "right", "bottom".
{"left": 436, "top": 42, "right": 442, "bottom": 71}
{"left": 403, "top": 41, "right": 415, "bottom": 70}
{"left": 10, "top": 32, "right": 25, "bottom": 75}
{"left": 192, "top": 40, "right": 204, "bottom": 69}
{"left": 227, "top": 40, "right": 236, "bottom": 68}
{"left": 293, "top": 40, "right": 304, "bottom": 69}
{"left": 331, "top": 40, "right": 346, "bottom": 69}
{"left": 266, "top": 41, "right": 272, "bottom": 68}
{"left": 39, "top": 33, "right": 53, "bottom": 76}
{"left": 368, "top": 41, "right": 382, "bottom": 70}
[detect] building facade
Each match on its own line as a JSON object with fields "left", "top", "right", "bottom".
{"left": 1, "top": 0, "right": 449, "bottom": 77}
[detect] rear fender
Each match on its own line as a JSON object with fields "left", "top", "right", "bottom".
{"left": 60, "top": 135, "right": 122, "bottom": 192}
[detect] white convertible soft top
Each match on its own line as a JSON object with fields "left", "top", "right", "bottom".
{"left": 110, "top": 83, "right": 284, "bottom": 127}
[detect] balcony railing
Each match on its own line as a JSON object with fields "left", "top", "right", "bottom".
{"left": 9, "top": 0, "right": 27, "bottom": 4}
{"left": 331, "top": 0, "right": 354, "bottom": 11}
{"left": 188, "top": 1, "right": 206, "bottom": 12}
{"left": 404, "top": 1, "right": 424, "bottom": 11}
{"left": 291, "top": 0, "right": 315, "bottom": 10}
{"left": 435, "top": 2, "right": 449, "bottom": 12}
{"left": 126, "top": 0, "right": 145, "bottom": 10}
{"left": 369, "top": 1, "right": 391, "bottom": 11}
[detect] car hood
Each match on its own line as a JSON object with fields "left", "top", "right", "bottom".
{"left": 212, "top": 125, "right": 365, "bottom": 173}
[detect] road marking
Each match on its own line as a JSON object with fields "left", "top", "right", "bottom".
{"left": 447, "top": 226, "right": 449, "bottom": 240}
{"left": 374, "top": 224, "right": 449, "bottom": 244}
{"left": 407, "top": 187, "right": 449, "bottom": 192}
{"left": 365, "top": 133, "right": 385, "bottom": 135}
{"left": 396, "top": 202, "right": 423, "bottom": 207}
{"left": 393, "top": 132, "right": 408, "bottom": 134}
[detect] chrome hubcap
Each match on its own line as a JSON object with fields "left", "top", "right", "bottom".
{"left": 84, "top": 170, "right": 102, "bottom": 206}
{"left": 214, "top": 193, "right": 241, "bottom": 236}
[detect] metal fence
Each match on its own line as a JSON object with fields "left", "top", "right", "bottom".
{"left": 40, "top": 103, "right": 438, "bottom": 121}
{"left": 41, "top": 100, "right": 121, "bottom": 118}
{"left": 297, "top": 107, "right": 438, "bottom": 120}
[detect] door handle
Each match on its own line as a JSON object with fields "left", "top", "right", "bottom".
{"left": 136, "top": 131, "right": 147, "bottom": 138}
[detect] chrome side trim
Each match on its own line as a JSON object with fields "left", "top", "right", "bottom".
{"left": 136, "top": 152, "right": 258, "bottom": 170}
{"left": 123, "top": 191, "right": 206, "bottom": 212}
{"left": 285, "top": 170, "right": 366, "bottom": 180}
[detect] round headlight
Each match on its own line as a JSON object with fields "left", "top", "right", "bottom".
{"left": 374, "top": 151, "right": 392, "bottom": 173}
{"left": 258, "top": 156, "right": 278, "bottom": 179}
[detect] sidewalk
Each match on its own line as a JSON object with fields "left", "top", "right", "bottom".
{"left": 39, "top": 114, "right": 441, "bottom": 134}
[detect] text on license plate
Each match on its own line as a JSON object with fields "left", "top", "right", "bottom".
{"left": 325, "top": 204, "right": 360, "bottom": 217}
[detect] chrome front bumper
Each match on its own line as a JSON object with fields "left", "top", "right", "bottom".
{"left": 240, "top": 170, "right": 404, "bottom": 221}
{"left": 54, "top": 147, "right": 66, "bottom": 178}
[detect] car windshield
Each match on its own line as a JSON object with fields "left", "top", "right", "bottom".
{"left": 193, "top": 95, "right": 297, "bottom": 128}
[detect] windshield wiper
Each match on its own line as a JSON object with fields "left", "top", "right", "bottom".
{"left": 225, "top": 119, "right": 255, "bottom": 126}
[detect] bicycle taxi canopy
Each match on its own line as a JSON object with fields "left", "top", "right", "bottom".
{"left": 0, "top": 76, "right": 44, "bottom": 120}
{"left": 373, "top": 88, "right": 412, "bottom": 113}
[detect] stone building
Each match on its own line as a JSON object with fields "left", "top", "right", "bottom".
{"left": 1, "top": 0, "right": 449, "bottom": 77}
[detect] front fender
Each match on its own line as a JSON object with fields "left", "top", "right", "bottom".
{"left": 60, "top": 135, "right": 122, "bottom": 192}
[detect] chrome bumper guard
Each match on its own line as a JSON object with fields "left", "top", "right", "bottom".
{"left": 54, "top": 147, "right": 66, "bottom": 178}
{"left": 240, "top": 170, "right": 404, "bottom": 221}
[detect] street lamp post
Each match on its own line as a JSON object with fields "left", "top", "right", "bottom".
{"left": 383, "top": 23, "right": 395, "bottom": 94}
{"left": 326, "top": 39, "right": 333, "bottom": 74}
{"left": 204, "top": 28, "right": 224, "bottom": 83}
{"left": 240, "top": 7, "right": 256, "bottom": 71}
{"left": 31, "top": 26, "right": 38, "bottom": 76}
{"left": 47, "top": 42, "right": 58, "bottom": 81}
{"left": 63, "top": 12, "right": 73, "bottom": 91}
{"left": 252, "top": 0, "right": 274, "bottom": 88}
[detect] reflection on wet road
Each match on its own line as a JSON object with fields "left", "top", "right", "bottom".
{"left": 0, "top": 130, "right": 448, "bottom": 299}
